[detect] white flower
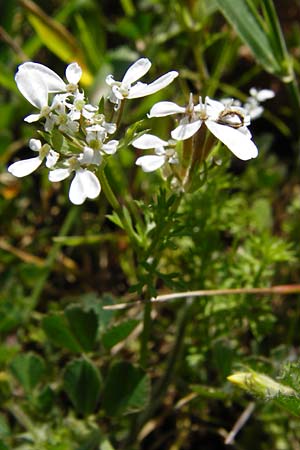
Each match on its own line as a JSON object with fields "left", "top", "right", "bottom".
{"left": 48, "top": 151, "right": 101, "bottom": 205}
{"left": 52, "top": 95, "right": 80, "bottom": 134}
{"left": 149, "top": 95, "right": 258, "bottom": 161}
{"left": 86, "top": 119, "right": 116, "bottom": 135}
{"left": 8, "top": 139, "right": 59, "bottom": 177}
{"left": 244, "top": 88, "right": 275, "bottom": 120}
{"left": 66, "top": 91, "right": 98, "bottom": 121}
{"left": 106, "top": 58, "right": 178, "bottom": 108}
{"left": 16, "top": 61, "right": 82, "bottom": 95}
{"left": 132, "top": 133, "right": 178, "bottom": 172}
{"left": 15, "top": 62, "right": 83, "bottom": 125}
{"left": 249, "top": 88, "right": 275, "bottom": 102}
{"left": 85, "top": 125, "right": 119, "bottom": 155}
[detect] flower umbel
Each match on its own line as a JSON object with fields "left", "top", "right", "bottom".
{"left": 9, "top": 58, "right": 263, "bottom": 205}
{"left": 149, "top": 94, "right": 258, "bottom": 161}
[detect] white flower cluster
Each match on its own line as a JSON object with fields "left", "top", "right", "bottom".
{"left": 221, "top": 88, "right": 275, "bottom": 120}
{"left": 8, "top": 56, "right": 274, "bottom": 201}
{"left": 132, "top": 88, "right": 274, "bottom": 173}
{"left": 8, "top": 58, "right": 178, "bottom": 204}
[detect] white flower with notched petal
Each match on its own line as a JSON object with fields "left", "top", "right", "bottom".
{"left": 106, "top": 58, "right": 178, "bottom": 109}
{"left": 132, "top": 134, "right": 178, "bottom": 172}
{"left": 149, "top": 94, "right": 258, "bottom": 161}
{"left": 8, "top": 139, "right": 59, "bottom": 177}
{"left": 15, "top": 62, "right": 83, "bottom": 126}
{"left": 48, "top": 149, "right": 101, "bottom": 205}
{"left": 16, "top": 61, "right": 82, "bottom": 95}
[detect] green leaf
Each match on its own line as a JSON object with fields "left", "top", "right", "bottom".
{"left": 34, "top": 385, "right": 54, "bottom": 412}
{"left": 21, "top": 0, "right": 92, "bottom": 85}
{"left": 51, "top": 130, "right": 72, "bottom": 155}
{"left": 106, "top": 212, "right": 124, "bottom": 230}
{"left": 102, "top": 319, "right": 139, "bottom": 350}
{"left": 215, "top": 0, "right": 281, "bottom": 75}
{"left": 65, "top": 305, "right": 98, "bottom": 352}
{"left": 42, "top": 314, "right": 82, "bottom": 353}
{"left": 103, "top": 362, "right": 150, "bottom": 415}
{"left": 10, "top": 353, "right": 45, "bottom": 394}
{"left": 275, "top": 395, "right": 300, "bottom": 417}
{"left": 63, "top": 358, "right": 102, "bottom": 416}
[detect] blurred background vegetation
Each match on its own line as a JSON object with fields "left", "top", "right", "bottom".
{"left": 1, "top": 1, "right": 300, "bottom": 449}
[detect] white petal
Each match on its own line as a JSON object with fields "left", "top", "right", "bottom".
{"left": 171, "top": 120, "right": 202, "bottom": 140}
{"left": 24, "top": 113, "right": 42, "bottom": 123}
{"left": 132, "top": 134, "right": 168, "bottom": 149}
{"left": 102, "top": 140, "right": 119, "bottom": 155}
{"left": 79, "top": 148, "right": 101, "bottom": 165}
{"left": 155, "top": 147, "right": 166, "bottom": 156}
{"left": 15, "top": 71, "right": 48, "bottom": 109}
{"left": 44, "top": 116, "right": 55, "bottom": 132}
{"left": 205, "top": 97, "right": 225, "bottom": 115}
{"left": 29, "top": 139, "right": 42, "bottom": 152}
{"left": 69, "top": 169, "right": 101, "bottom": 205}
{"left": 148, "top": 101, "right": 185, "bottom": 118}
{"left": 45, "top": 150, "right": 59, "bottom": 168}
{"left": 250, "top": 88, "right": 275, "bottom": 102}
{"left": 48, "top": 168, "right": 71, "bottom": 182}
{"left": 105, "top": 74, "right": 115, "bottom": 86}
{"left": 126, "top": 82, "right": 148, "bottom": 98}
{"left": 205, "top": 120, "right": 258, "bottom": 160}
{"left": 66, "top": 63, "right": 82, "bottom": 84}
{"left": 249, "top": 105, "right": 264, "bottom": 120}
{"left": 8, "top": 157, "right": 42, "bottom": 177}
{"left": 238, "top": 126, "right": 252, "bottom": 138}
{"left": 135, "top": 155, "right": 165, "bottom": 172}
{"left": 129, "top": 71, "right": 178, "bottom": 99}
{"left": 104, "top": 122, "right": 117, "bottom": 134}
{"left": 111, "top": 85, "right": 126, "bottom": 100}
{"left": 122, "top": 58, "right": 151, "bottom": 85}
{"left": 79, "top": 147, "right": 94, "bottom": 165}
{"left": 16, "top": 62, "right": 66, "bottom": 93}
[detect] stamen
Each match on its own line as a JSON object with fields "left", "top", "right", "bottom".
{"left": 217, "top": 108, "right": 245, "bottom": 128}
{"left": 186, "top": 93, "right": 194, "bottom": 114}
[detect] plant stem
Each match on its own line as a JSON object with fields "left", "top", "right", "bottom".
{"left": 98, "top": 165, "right": 121, "bottom": 212}
{"left": 140, "top": 298, "right": 152, "bottom": 369}
{"left": 116, "top": 99, "right": 126, "bottom": 129}
{"left": 98, "top": 166, "right": 140, "bottom": 248}
{"left": 138, "top": 192, "right": 183, "bottom": 371}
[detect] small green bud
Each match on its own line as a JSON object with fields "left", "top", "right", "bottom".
{"left": 227, "top": 371, "right": 296, "bottom": 398}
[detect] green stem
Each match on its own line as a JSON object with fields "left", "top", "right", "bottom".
{"left": 98, "top": 165, "right": 121, "bottom": 212}
{"left": 138, "top": 192, "right": 183, "bottom": 371}
{"left": 145, "top": 194, "right": 183, "bottom": 262}
{"left": 116, "top": 99, "right": 126, "bottom": 129}
{"left": 140, "top": 299, "right": 152, "bottom": 369}
{"left": 98, "top": 166, "right": 140, "bottom": 248}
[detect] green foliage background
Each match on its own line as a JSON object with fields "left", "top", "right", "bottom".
{"left": 1, "top": 0, "right": 300, "bottom": 449}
